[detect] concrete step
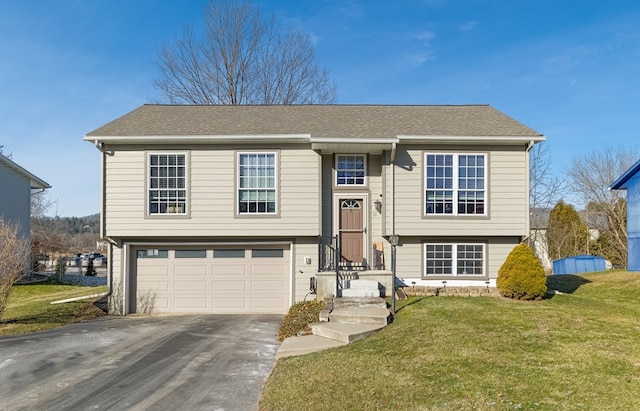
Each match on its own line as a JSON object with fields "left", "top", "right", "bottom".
{"left": 329, "top": 306, "right": 391, "bottom": 325}
{"left": 344, "top": 279, "right": 379, "bottom": 290}
{"left": 277, "top": 335, "right": 347, "bottom": 359}
{"left": 311, "top": 322, "right": 385, "bottom": 344}
{"left": 333, "top": 297, "right": 388, "bottom": 309}
{"left": 341, "top": 288, "right": 380, "bottom": 297}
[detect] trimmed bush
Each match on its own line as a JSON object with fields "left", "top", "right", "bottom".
{"left": 497, "top": 243, "right": 547, "bottom": 300}
{"left": 278, "top": 300, "right": 325, "bottom": 342}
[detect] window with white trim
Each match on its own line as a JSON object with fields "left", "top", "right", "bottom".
{"left": 336, "top": 155, "right": 366, "bottom": 186}
{"left": 238, "top": 152, "right": 277, "bottom": 214}
{"left": 425, "top": 153, "right": 486, "bottom": 215}
{"left": 424, "top": 243, "right": 485, "bottom": 276}
{"left": 148, "top": 153, "right": 187, "bottom": 215}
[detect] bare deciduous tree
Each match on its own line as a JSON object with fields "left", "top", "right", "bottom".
{"left": 153, "top": 0, "right": 337, "bottom": 105}
{"left": 30, "top": 189, "right": 56, "bottom": 220}
{"left": 568, "top": 146, "right": 638, "bottom": 267}
{"left": 528, "top": 142, "right": 567, "bottom": 263}
{"left": 530, "top": 142, "right": 567, "bottom": 211}
{"left": 0, "top": 219, "right": 31, "bottom": 319}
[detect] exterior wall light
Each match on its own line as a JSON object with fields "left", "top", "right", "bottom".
{"left": 374, "top": 199, "right": 382, "bottom": 214}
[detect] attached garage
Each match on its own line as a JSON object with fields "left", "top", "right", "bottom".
{"left": 129, "top": 244, "right": 291, "bottom": 314}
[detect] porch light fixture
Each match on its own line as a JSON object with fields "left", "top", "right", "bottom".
{"left": 374, "top": 198, "right": 382, "bottom": 214}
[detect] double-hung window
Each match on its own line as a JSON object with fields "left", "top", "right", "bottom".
{"left": 238, "top": 152, "right": 277, "bottom": 214}
{"left": 148, "top": 153, "right": 187, "bottom": 215}
{"left": 424, "top": 243, "right": 485, "bottom": 276}
{"left": 425, "top": 153, "right": 486, "bottom": 215}
{"left": 336, "top": 155, "right": 366, "bottom": 186}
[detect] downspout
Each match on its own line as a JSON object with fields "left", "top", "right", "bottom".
{"left": 390, "top": 143, "right": 397, "bottom": 237}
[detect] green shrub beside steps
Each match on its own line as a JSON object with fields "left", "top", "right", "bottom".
{"left": 497, "top": 243, "right": 547, "bottom": 300}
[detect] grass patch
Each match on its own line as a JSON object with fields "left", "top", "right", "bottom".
{"left": 260, "top": 270, "right": 640, "bottom": 410}
{"left": 0, "top": 281, "right": 108, "bottom": 336}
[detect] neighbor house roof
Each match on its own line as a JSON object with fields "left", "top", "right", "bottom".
{"left": 0, "top": 153, "right": 50, "bottom": 189}
{"left": 85, "top": 104, "right": 545, "bottom": 144}
{"left": 610, "top": 158, "right": 640, "bottom": 190}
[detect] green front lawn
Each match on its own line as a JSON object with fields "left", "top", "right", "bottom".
{"left": 0, "top": 281, "right": 108, "bottom": 336}
{"left": 260, "top": 270, "right": 640, "bottom": 410}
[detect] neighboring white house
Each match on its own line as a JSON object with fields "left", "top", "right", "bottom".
{"left": 0, "top": 153, "right": 50, "bottom": 241}
{"left": 85, "top": 104, "right": 545, "bottom": 315}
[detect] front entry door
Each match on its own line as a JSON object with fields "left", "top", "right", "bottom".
{"left": 339, "top": 199, "right": 365, "bottom": 264}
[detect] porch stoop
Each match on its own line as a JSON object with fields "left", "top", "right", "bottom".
{"left": 277, "top": 295, "right": 392, "bottom": 359}
{"left": 340, "top": 279, "right": 381, "bottom": 298}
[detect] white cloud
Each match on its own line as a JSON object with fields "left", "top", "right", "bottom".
{"left": 459, "top": 21, "right": 477, "bottom": 32}
{"left": 414, "top": 30, "right": 436, "bottom": 45}
{"left": 406, "top": 51, "right": 435, "bottom": 67}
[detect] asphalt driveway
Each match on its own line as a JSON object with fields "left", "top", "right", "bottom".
{"left": 0, "top": 314, "right": 282, "bottom": 411}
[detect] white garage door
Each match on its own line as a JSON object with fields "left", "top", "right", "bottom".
{"left": 132, "top": 245, "right": 290, "bottom": 314}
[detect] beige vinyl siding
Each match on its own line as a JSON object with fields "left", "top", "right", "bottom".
{"left": 321, "top": 154, "right": 333, "bottom": 237}
{"left": 367, "top": 154, "right": 385, "bottom": 247}
{"left": 394, "top": 237, "right": 520, "bottom": 280}
{"left": 109, "top": 245, "right": 125, "bottom": 315}
{"left": 104, "top": 145, "right": 320, "bottom": 237}
{"left": 292, "top": 238, "right": 318, "bottom": 302}
{"left": 0, "top": 163, "right": 31, "bottom": 239}
{"left": 389, "top": 146, "right": 528, "bottom": 237}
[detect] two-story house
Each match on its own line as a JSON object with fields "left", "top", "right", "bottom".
{"left": 85, "top": 104, "right": 545, "bottom": 315}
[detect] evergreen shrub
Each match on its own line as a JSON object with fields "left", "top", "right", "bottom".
{"left": 497, "top": 243, "right": 547, "bottom": 300}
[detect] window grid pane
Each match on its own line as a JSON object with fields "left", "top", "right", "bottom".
{"left": 425, "top": 244, "right": 484, "bottom": 276}
{"left": 425, "top": 153, "right": 485, "bottom": 216}
{"left": 457, "top": 155, "right": 485, "bottom": 215}
{"left": 456, "top": 245, "right": 484, "bottom": 275}
{"left": 149, "top": 154, "right": 187, "bottom": 215}
{"left": 239, "top": 153, "right": 277, "bottom": 214}
{"left": 336, "top": 155, "right": 366, "bottom": 185}
{"left": 425, "top": 244, "right": 453, "bottom": 275}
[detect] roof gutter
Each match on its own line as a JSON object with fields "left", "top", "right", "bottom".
{"left": 398, "top": 135, "right": 547, "bottom": 144}
{"left": 83, "top": 134, "right": 312, "bottom": 145}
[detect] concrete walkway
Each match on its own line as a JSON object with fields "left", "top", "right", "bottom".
{"left": 277, "top": 297, "right": 392, "bottom": 358}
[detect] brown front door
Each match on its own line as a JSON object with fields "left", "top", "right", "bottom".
{"left": 339, "top": 199, "right": 364, "bottom": 264}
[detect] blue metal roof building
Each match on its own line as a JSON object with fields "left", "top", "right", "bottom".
{"left": 610, "top": 158, "right": 640, "bottom": 271}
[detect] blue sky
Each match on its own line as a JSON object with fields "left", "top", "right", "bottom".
{"left": 1, "top": 0, "right": 638, "bottom": 217}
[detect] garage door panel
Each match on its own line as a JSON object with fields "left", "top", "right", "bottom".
{"left": 250, "top": 265, "right": 286, "bottom": 275}
{"left": 138, "top": 281, "right": 169, "bottom": 291}
{"left": 212, "top": 265, "right": 247, "bottom": 275}
{"left": 134, "top": 245, "right": 289, "bottom": 314}
{"left": 251, "top": 280, "right": 286, "bottom": 291}
{"left": 251, "top": 297, "right": 287, "bottom": 309}
{"left": 174, "top": 265, "right": 208, "bottom": 276}
{"left": 151, "top": 298, "right": 170, "bottom": 309}
{"left": 213, "top": 280, "right": 247, "bottom": 291}
{"left": 213, "top": 298, "right": 247, "bottom": 309}
{"left": 138, "top": 266, "right": 169, "bottom": 276}
{"left": 173, "top": 281, "right": 208, "bottom": 292}
{"left": 174, "top": 298, "right": 208, "bottom": 309}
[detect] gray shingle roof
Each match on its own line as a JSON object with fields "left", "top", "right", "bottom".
{"left": 86, "top": 104, "right": 543, "bottom": 138}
